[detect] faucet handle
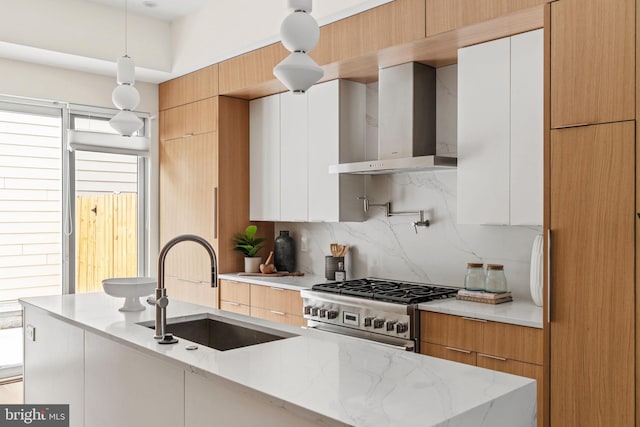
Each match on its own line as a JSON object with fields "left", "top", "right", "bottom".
{"left": 146, "top": 296, "right": 156, "bottom": 306}
{"left": 147, "top": 296, "right": 169, "bottom": 308}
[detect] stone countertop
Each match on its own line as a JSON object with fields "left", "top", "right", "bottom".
{"left": 419, "top": 298, "right": 543, "bottom": 329}
{"left": 218, "top": 272, "right": 327, "bottom": 290}
{"left": 20, "top": 293, "right": 536, "bottom": 427}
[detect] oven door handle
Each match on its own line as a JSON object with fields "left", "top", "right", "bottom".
{"left": 305, "top": 324, "right": 415, "bottom": 352}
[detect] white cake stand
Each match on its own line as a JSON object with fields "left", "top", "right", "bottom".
{"left": 102, "top": 277, "right": 157, "bottom": 312}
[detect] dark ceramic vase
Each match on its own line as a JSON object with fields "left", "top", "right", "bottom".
{"left": 274, "top": 230, "right": 296, "bottom": 273}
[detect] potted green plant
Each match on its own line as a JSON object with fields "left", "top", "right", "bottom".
{"left": 233, "top": 225, "right": 266, "bottom": 273}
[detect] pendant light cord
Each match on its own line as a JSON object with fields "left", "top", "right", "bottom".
{"left": 124, "top": 0, "right": 128, "bottom": 56}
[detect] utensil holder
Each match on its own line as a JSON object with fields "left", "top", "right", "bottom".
{"left": 325, "top": 256, "right": 344, "bottom": 281}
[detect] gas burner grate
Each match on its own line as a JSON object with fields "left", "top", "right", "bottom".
{"left": 311, "top": 279, "right": 459, "bottom": 304}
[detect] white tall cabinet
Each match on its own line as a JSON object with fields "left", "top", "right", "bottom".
{"left": 250, "top": 95, "right": 281, "bottom": 221}
{"left": 249, "top": 79, "right": 365, "bottom": 222}
{"left": 457, "top": 29, "right": 543, "bottom": 225}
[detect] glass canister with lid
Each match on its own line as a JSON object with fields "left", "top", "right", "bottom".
{"left": 464, "top": 263, "right": 485, "bottom": 291}
{"left": 485, "top": 264, "right": 507, "bottom": 293}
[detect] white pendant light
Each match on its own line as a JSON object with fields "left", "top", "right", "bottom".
{"left": 274, "top": 0, "right": 323, "bottom": 94}
{"left": 110, "top": 0, "right": 143, "bottom": 136}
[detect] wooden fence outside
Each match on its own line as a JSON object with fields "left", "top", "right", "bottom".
{"left": 76, "top": 193, "right": 137, "bottom": 293}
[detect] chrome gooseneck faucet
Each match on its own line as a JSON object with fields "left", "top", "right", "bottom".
{"left": 147, "top": 234, "right": 218, "bottom": 345}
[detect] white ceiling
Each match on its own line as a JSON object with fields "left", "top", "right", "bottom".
{"left": 82, "top": 0, "right": 208, "bottom": 22}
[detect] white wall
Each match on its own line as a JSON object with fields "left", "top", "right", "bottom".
{"left": 0, "top": 58, "right": 159, "bottom": 278}
{"left": 276, "top": 66, "right": 541, "bottom": 301}
{"left": 171, "top": 0, "right": 393, "bottom": 75}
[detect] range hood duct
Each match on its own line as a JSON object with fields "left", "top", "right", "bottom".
{"left": 329, "top": 62, "right": 456, "bottom": 175}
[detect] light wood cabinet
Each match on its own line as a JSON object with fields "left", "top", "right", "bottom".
{"left": 160, "top": 97, "right": 218, "bottom": 141}
{"left": 550, "top": 0, "right": 634, "bottom": 128}
{"left": 420, "top": 311, "right": 543, "bottom": 426}
{"left": 159, "top": 64, "right": 218, "bottom": 110}
{"left": 218, "top": 279, "right": 305, "bottom": 327}
{"left": 549, "top": 122, "right": 635, "bottom": 426}
{"left": 426, "top": 0, "right": 547, "bottom": 37}
{"left": 458, "top": 29, "right": 543, "bottom": 226}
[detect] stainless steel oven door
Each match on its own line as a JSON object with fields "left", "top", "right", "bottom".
{"left": 305, "top": 320, "right": 416, "bottom": 352}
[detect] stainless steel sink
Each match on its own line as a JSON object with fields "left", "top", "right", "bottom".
{"left": 139, "top": 314, "right": 297, "bottom": 351}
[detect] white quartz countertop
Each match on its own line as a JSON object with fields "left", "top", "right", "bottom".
{"left": 21, "top": 293, "right": 536, "bottom": 427}
{"left": 419, "top": 298, "right": 543, "bottom": 329}
{"left": 218, "top": 272, "right": 327, "bottom": 290}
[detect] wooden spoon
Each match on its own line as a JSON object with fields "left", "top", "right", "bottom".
{"left": 260, "top": 251, "right": 276, "bottom": 274}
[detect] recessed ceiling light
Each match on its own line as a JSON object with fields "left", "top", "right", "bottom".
{"left": 142, "top": 1, "right": 157, "bottom": 7}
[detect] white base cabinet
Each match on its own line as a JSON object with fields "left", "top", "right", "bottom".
{"left": 23, "top": 308, "right": 84, "bottom": 427}
{"left": 250, "top": 79, "right": 365, "bottom": 222}
{"left": 84, "top": 332, "right": 184, "bottom": 427}
{"left": 457, "top": 29, "right": 543, "bottom": 226}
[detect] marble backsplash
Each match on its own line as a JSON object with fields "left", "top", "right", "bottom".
{"left": 275, "top": 65, "right": 541, "bottom": 301}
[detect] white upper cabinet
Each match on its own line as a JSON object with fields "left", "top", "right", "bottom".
{"left": 250, "top": 80, "right": 365, "bottom": 223}
{"left": 510, "top": 29, "right": 544, "bottom": 226}
{"left": 280, "top": 92, "right": 308, "bottom": 222}
{"left": 250, "top": 95, "right": 280, "bottom": 221}
{"left": 457, "top": 29, "right": 543, "bottom": 226}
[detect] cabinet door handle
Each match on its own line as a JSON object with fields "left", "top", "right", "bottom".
{"left": 478, "top": 353, "right": 507, "bottom": 362}
{"left": 269, "top": 287, "right": 285, "bottom": 291}
{"left": 226, "top": 301, "right": 240, "bottom": 306}
{"left": 445, "top": 346, "right": 472, "bottom": 354}
{"left": 213, "top": 187, "right": 218, "bottom": 239}
{"left": 547, "top": 229, "right": 551, "bottom": 324}
{"left": 269, "top": 310, "right": 286, "bottom": 316}
{"left": 183, "top": 133, "right": 194, "bottom": 138}
{"left": 462, "top": 317, "right": 487, "bottom": 323}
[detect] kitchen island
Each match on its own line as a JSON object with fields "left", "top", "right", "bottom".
{"left": 21, "top": 293, "right": 536, "bottom": 427}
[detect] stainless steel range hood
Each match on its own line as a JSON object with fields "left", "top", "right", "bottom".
{"left": 330, "top": 62, "right": 456, "bottom": 175}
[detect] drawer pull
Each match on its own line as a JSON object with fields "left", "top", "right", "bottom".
{"left": 478, "top": 353, "right": 507, "bottom": 362}
{"left": 270, "top": 287, "right": 285, "bottom": 291}
{"left": 445, "top": 346, "right": 472, "bottom": 354}
{"left": 462, "top": 317, "right": 488, "bottom": 323}
{"left": 270, "top": 310, "right": 285, "bottom": 316}
{"left": 183, "top": 133, "right": 194, "bottom": 138}
{"left": 226, "top": 301, "right": 240, "bottom": 306}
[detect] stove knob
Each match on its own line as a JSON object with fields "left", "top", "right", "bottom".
{"left": 311, "top": 307, "right": 319, "bottom": 317}
{"left": 373, "top": 318, "right": 385, "bottom": 329}
{"left": 319, "top": 308, "right": 328, "bottom": 318}
{"left": 364, "top": 317, "right": 375, "bottom": 327}
{"left": 303, "top": 305, "right": 312, "bottom": 315}
{"left": 386, "top": 321, "right": 397, "bottom": 331}
{"left": 327, "top": 310, "right": 339, "bottom": 320}
{"left": 395, "top": 322, "right": 408, "bottom": 334}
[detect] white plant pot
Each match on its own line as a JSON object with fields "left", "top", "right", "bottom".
{"left": 244, "top": 256, "right": 262, "bottom": 273}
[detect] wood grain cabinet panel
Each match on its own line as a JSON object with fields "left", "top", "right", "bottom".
{"left": 250, "top": 307, "right": 306, "bottom": 328}
{"left": 218, "top": 43, "right": 288, "bottom": 96}
{"left": 161, "top": 97, "right": 218, "bottom": 141}
{"left": 159, "top": 64, "right": 218, "bottom": 110}
{"left": 219, "top": 279, "right": 250, "bottom": 306}
{"left": 481, "top": 321, "right": 543, "bottom": 365}
{"left": 421, "top": 342, "right": 477, "bottom": 366}
{"left": 426, "top": 0, "right": 548, "bottom": 36}
{"left": 476, "top": 354, "right": 543, "bottom": 425}
{"left": 250, "top": 285, "right": 303, "bottom": 316}
{"left": 550, "top": 122, "right": 635, "bottom": 426}
{"left": 550, "top": 0, "right": 634, "bottom": 127}
{"left": 420, "top": 312, "right": 484, "bottom": 350}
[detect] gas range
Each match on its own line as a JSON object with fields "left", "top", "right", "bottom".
{"left": 301, "top": 278, "right": 459, "bottom": 352}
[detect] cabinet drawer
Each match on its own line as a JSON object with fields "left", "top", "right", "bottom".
{"left": 161, "top": 97, "right": 218, "bottom": 140}
{"left": 219, "top": 280, "right": 251, "bottom": 306}
{"left": 481, "top": 321, "right": 543, "bottom": 365}
{"left": 250, "top": 307, "right": 305, "bottom": 327}
{"left": 250, "top": 285, "right": 302, "bottom": 315}
{"left": 421, "top": 342, "right": 476, "bottom": 366}
{"left": 477, "top": 354, "right": 543, "bottom": 427}
{"left": 420, "top": 312, "right": 484, "bottom": 350}
{"left": 219, "top": 300, "right": 250, "bottom": 316}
